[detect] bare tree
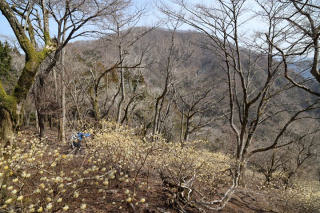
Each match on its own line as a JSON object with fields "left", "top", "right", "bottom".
{"left": 253, "top": 129, "right": 319, "bottom": 185}
{"left": 152, "top": 34, "right": 174, "bottom": 138}
{"left": 173, "top": 78, "right": 223, "bottom": 143}
{"left": 0, "top": 0, "right": 56, "bottom": 144}
{"left": 64, "top": 49, "right": 91, "bottom": 126}
{"left": 89, "top": 1, "right": 154, "bottom": 123}
{"left": 45, "top": 0, "right": 127, "bottom": 141}
{"left": 151, "top": 21, "right": 193, "bottom": 139}
{"left": 87, "top": 61, "right": 119, "bottom": 120}
{"left": 110, "top": 17, "right": 149, "bottom": 124}
{"left": 282, "top": 132, "right": 318, "bottom": 186}
{"left": 271, "top": 0, "right": 320, "bottom": 96}
{"left": 160, "top": 0, "right": 320, "bottom": 210}
{"left": 0, "top": 0, "right": 127, "bottom": 143}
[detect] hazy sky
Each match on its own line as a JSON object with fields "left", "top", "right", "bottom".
{"left": 0, "top": 0, "right": 159, "bottom": 43}
{"left": 0, "top": 14, "right": 12, "bottom": 40}
{"left": 0, "top": 0, "right": 264, "bottom": 44}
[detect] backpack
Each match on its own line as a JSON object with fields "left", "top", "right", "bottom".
{"left": 70, "top": 132, "right": 80, "bottom": 149}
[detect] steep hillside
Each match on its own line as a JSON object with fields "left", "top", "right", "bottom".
{"left": 66, "top": 28, "right": 320, "bottom": 150}
{"left": 0, "top": 122, "right": 319, "bottom": 212}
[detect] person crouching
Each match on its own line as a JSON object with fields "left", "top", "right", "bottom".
{"left": 70, "top": 132, "right": 91, "bottom": 154}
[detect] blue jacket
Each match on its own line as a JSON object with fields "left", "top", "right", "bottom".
{"left": 77, "top": 132, "right": 91, "bottom": 141}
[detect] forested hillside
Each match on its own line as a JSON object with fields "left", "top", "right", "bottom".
{"left": 1, "top": 0, "right": 320, "bottom": 212}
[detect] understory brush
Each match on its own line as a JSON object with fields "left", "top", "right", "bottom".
{"left": 0, "top": 121, "right": 232, "bottom": 212}
{"left": 0, "top": 121, "right": 319, "bottom": 212}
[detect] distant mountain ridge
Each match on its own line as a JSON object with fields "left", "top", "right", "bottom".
{"left": 67, "top": 27, "right": 320, "bottom": 150}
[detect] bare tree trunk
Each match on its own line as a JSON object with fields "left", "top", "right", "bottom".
{"left": 35, "top": 110, "right": 39, "bottom": 132}
{"left": 52, "top": 68, "right": 58, "bottom": 129}
{"left": 156, "top": 98, "right": 165, "bottom": 133}
{"left": 104, "top": 85, "right": 120, "bottom": 119}
{"left": 53, "top": 68, "right": 58, "bottom": 102}
{"left": 38, "top": 110, "right": 45, "bottom": 139}
{"left": 183, "top": 115, "right": 190, "bottom": 142}
{"left": 89, "top": 85, "right": 100, "bottom": 121}
{"left": 158, "top": 100, "right": 172, "bottom": 134}
{"left": 116, "top": 44, "right": 124, "bottom": 123}
{"left": 93, "top": 97, "right": 100, "bottom": 120}
{"left": 152, "top": 28, "right": 176, "bottom": 138}
{"left": 0, "top": 108, "right": 14, "bottom": 147}
{"left": 152, "top": 97, "right": 161, "bottom": 136}
{"left": 152, "top": 84, "right": 170, "bottom": 137}
{"left": 58, "top": 19, "right": 67, "bottom": 142}
{"left": 48, "top": 115, "right": 53, "bottom": 129}
{"left": 59, "top": 48, "right": 66, "bottom": 143}
{"left": 15, "top": 103, "right": 23, "bottom": 131}
{"left": 180, "top": 110, "right": 184, "bottom": 143}
{"left": 116, "top": 68, "right": 124, "bottom": 123}
{"left": 36, "top": 76, "right": 46, "bottom": 139}
{"left": 24, "top": 109, "right": 30, "bottom": 127}
{"left": 121, "top": 94, "right": 138, "bottom": 124}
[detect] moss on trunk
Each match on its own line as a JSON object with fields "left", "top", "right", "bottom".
{"left": 0, "top": 0, "right": 56, "bottom": 145}
{"left": 0, "top": 82, "right": 16, "bottom": 145}
{"left": 14, "top": 57, "right": 41, "bottom": 103}
{"left": 0, "top": 83, "right": 17, "bottom": 119}
{"left": 0, "top": 52, "right": 51, "bottom": 145}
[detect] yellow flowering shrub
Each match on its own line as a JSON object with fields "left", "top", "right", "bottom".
{"left": 1, "top": 121, "right": 317, "bottom": 212}
{"left": 0, "top": 121, "right": 233, "bottom": 212}
{"left": 280, "top": 180, "right": 320, "bottom": 212}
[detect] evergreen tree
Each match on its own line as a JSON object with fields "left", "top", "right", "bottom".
{"left": 0, "top": 41, "right": 12, "bottom": 80}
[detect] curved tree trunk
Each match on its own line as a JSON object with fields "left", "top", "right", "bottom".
{"left": 0, "top": 57, "right": 47, "bottom": 145}
{"left": 0, "top": 0, "right": 56, "bottom": 146}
